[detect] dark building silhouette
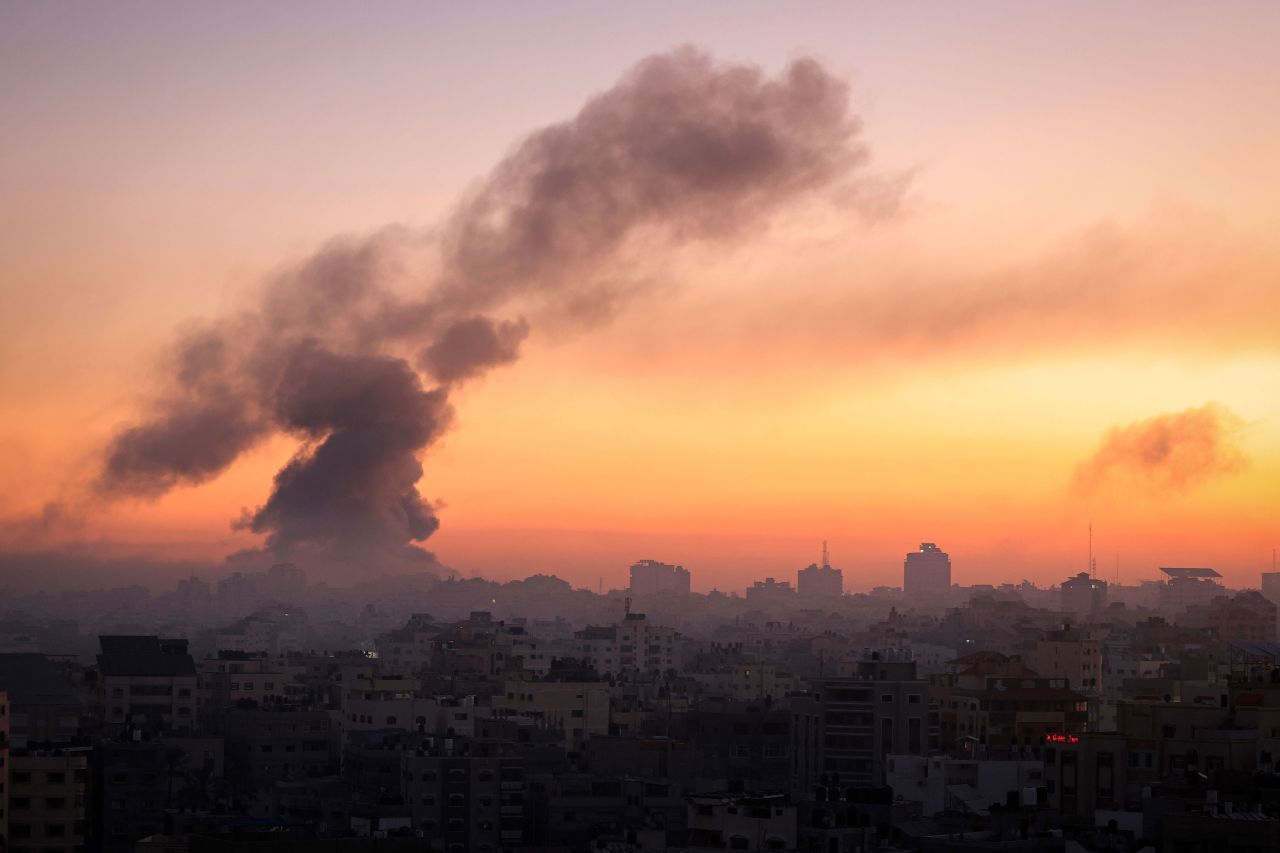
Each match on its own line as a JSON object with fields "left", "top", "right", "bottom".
{"left": 903, "top": 542, "right": 951, "bottom": 595}
{"left": 628, "top": 560, "right": 691, "bottom": 597}
{"left": 797, "top": 562, "right": 842, "bottom": 599}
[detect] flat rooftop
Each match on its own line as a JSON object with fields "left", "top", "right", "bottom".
{"left": 1159, "top": 567, "right": 1221, "bottom": 579}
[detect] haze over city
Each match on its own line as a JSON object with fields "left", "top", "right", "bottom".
{"left": 6, "top": 6, "right": 1280, "bottom": 853}
{"left": 2, "top": 1, "right": 1277, "bottom": 594}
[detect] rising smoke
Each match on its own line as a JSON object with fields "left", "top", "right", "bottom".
{"left": 95, "top": 47, "right": 898, "bottom": 573}
{"left": 1072, "top": 402, "right": 1248, "bottom": 496}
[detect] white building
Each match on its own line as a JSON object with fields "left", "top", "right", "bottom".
{"left": 575, "top": 613, "right": 681, "bottom": 678}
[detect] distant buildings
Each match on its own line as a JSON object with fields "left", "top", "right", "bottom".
{"left": 797, "top": 561, "right": 842, "bottom": 599}
{"left": 903, "top": 542, "right": 951, "bottom": 595}
{"left": 1159, "top": 566, "right": 1224, "bottom": 613}
{"left": 746, "top": 578, "right": 796, "bottom": 606}
{"left": 1061, "top": 571, "right": 1108, "bottom": 617}
{"left": 629, "top": 559, "right": 690, "bottom": 597}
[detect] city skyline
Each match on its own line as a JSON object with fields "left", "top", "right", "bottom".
{"left": 2, "top": 2, "right": 1278, "bottom": 592}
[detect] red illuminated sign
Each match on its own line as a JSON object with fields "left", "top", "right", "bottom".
{"left": 1044, "top": 733, "right": 1079, "bottom": 744}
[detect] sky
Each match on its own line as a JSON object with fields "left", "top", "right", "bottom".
{"left": 1, "top": 1, "right": 1278, "bottom": 592}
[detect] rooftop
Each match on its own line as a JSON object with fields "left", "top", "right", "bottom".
{"left": 1160, "top": 567, "right": 1222, "bottom": 579}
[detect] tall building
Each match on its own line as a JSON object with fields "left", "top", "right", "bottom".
{"left": 797, "top": 562, "right": 843, "bottom": 599}
{"left": 97, "top": 636, "right": 197, "bottom": 735}
{"left": 903, "top": 543, "right": 951, "bottom": 595}
{"left": 628, "top": 560, "right": 691, "bottom": 597}
{"left": 1061, "top": 572, "right": 1109, "bottom": 617}
{"left": 819, "top": 654, "right": 938, "bottom": 787}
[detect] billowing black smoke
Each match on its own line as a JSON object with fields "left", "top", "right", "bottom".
{"left": 96, "top": 47, "right": 898, "bottom": 574}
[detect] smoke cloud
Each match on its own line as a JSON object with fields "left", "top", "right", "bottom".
{"left": 1072, "top": 403, "right": 1248, "bottom": 495}
{"left": 94, "top": 48, "right": 896, "bottom": 573}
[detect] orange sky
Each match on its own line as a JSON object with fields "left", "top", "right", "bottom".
{"left": 1, "top": 2, "right": 1278, "bottom": 590}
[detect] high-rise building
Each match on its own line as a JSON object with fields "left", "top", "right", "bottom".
{"left": 628, "top": 560, "right": 691, "bottom": 597}
{"left": 797, "top": 562, "right": 843, "bottom": 599}
{"left": 903, "top": 543, "right": 951, "bottom": 595}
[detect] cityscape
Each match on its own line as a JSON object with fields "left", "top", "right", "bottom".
{"left": 4, "top": 547, "right": 1280, "bottom": 852}
{"left": 2, "top": 3, "right": 1279, "bottom": 853}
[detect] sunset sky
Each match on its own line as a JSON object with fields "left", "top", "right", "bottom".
{"left": 2, "top": 1, "right": 1277, "bottom": 591}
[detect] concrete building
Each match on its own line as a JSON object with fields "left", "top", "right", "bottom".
{"left": 673, "top": 698, "right": 796, "bottom": 793}
{"left": 375, "top": 614, "right": 443, "bottom": 675}
{"left": 904, "top": 543, "right": 951, "bottom": 595}
{"left": 797, "top": 561, "right": 843, "bottom": 599}
{"left": 686, "top": 792, "right": 796, "bottom": 852}
{"left": 1032, "top": 625, "right": 1104, "bottom": 694}
{"left": 97, "top": 636, "right": 197, "bottom": 736}
{"left": 224, "top": 707, "right": 339, "bottom": 791}
{"left": 341, "top": 674, "right": 441, "bottom": 733}
{"left": 1158, "top": 567, "right": 1224, "bottom": 615}
{"left": 4, "top": 747, "right": 90, "bottom": 853}
{"left": 932, "top": 651, "right": 1089, "bottom": 756}
{"left": 97, "top": 736, "right": 223, "bottom": 853}
{"left": 575, "top": 613, "right": 681, "bottom": 678}
{"left": 0, "top": 654, "right": 82, "bottom": 748}
{"left": 820, "top": 655, "right": 939, "bottom": 787}
{"left": 1180, "top": 590, "right": 1277, "bottom": 645}
{"left": 886, "top": 753, "right": 1045, "bottom": 816}
{"left": 403, "top": 739, "right": 528, "bottom": 850}
{"left": 1061, "top": 572, "right": 1108, "bottom": 618}
{"left": 745, "top": 578, "right": 796, "bottom": 606}
{"left": 197, "top": 651, "right": 304, "bottom": 724}
{"left": 213, "top": 605, "right": 307, "bottom": 655}
{"left": 691, "top": 663, "right": 796, "bottom": 703}
{"left": 628, "top": 559, "right": 691, "bottom": 597}
{"left": 494, "top": 681, "right": 609, "bottom": 750}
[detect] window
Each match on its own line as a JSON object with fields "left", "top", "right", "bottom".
{"left": 46, "top": 772, "right": 65, "bottom": 785}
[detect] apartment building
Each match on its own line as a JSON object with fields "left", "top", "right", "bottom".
{"left": 494, "top": 681, "right": 609, "bottom": 750}
{"left": 820, "top": 656, "right": 939, "bottom": 787}
{"left": 4, "top": 748, "right": 90, "bottom": 853}
{"left": 575, "top": 613, "right": 680, "bottom": 678}
{"left": 97, "top": 636, "right": 197, "bottom": 736}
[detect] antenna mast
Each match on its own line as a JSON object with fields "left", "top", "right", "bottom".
{"left": 822, "top": 540, "right": 830, "bottom": 569}
{"left": 1088, "top": 521, "right": 1095, "bottom": 578}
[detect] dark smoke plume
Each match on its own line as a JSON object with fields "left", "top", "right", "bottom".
{"left": 95, "top": 47, "right": 897, "bottom": 573}
{"left": 1072, "top": 402, "right": 1247, "bottom": 496}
